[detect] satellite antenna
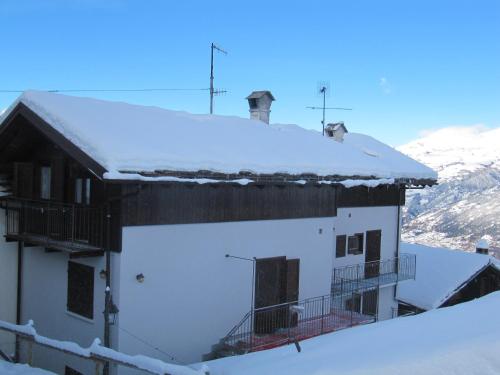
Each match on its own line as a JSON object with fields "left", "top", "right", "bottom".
{"left": 306, "top": 81, "right": 352, "bottom": 136}
{"left": 210, "top": 42, "right": 228, "bottom": 114}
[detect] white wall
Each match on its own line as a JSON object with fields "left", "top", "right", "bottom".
{"left": 118, "top": 205, "right": 400, "bottom": 364}
{"left": 19, "top": 246, "right": 120, "bottom": 375}
{"left": 0, "top": 208, "right": 18, "bottom": 358}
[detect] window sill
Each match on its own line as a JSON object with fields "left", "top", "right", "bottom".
{"left": 66, "top": 310, "right": 95, "bottom": 324}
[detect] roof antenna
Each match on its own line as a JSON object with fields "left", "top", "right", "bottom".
{"left": 306, "top": 81, "right": 352, "bottom": 136}
{"left": 210, "top": 42, "right": 228, "bottom": 114}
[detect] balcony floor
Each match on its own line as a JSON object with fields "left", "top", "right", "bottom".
{"left": 231, "top": 309, "right": 374, "bottom": 353}
{"left": 6, "top": 233, "right": 104, "bottom": 256}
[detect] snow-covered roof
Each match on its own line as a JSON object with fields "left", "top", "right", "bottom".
{"left": 0, "top": 361, "right": 55, "bottom": 375}
{"left": 200, "top": 292, "right": 500, "bottom": 375}
{"left": 0, "top": 91, "right": 437, "bottom": 182}
{"left": 397, "top": 243, "right": 500, "bottom": 310}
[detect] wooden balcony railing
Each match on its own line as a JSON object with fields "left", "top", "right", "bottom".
{"left": 1, "top": 197, "right": 105, "bottom": 254}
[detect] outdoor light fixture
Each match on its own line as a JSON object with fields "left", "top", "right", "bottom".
{"left": 109, "top": 297, "right": 119, "bottom": 325}
{"left": 99, "top": 269, "right": 107, "bottom": 279}
{"left": 136, "top": 273, "right": 145, "bottom": 283}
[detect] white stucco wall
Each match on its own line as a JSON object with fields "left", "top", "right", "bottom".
{"left": 117, "top": 205, "right": 400, "bottom": 364}
{"left": 0, "top": 208, "right": 18, "bottom": 357}
{"left": 19, "top": 246, "right": 120, "bottom": 375}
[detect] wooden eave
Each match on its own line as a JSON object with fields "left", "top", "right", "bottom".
{"left": 0, "top": 102, "right": 107, "bottom": 179}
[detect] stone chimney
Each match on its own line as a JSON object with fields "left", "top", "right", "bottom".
{"left": 476, "top": 237, "right": 490, "bottom": 255}
{"left": 325, "top": 122, "right": 348, "bottom": 142}
{"left": 246, "top": 91, "right": 275, "bottom": 124}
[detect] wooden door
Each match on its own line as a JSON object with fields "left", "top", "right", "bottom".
{"left": 365, "top": 230, "right": 382, "bottom": 278}
{"left": 254, "top": 256, "right": 287, "bottom": 334}
{"left": 14, "top": 162, "right": 34, "bottom": 199}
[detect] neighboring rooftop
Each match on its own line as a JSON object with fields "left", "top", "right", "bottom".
{"left": 397, "top": 242, "right": 500, "bottom": 310}
{"left": 199, "top": 292, "right": 500, "bottom": 375}
{"left": 0, "top": 91, "right": 437, "bottom": 183}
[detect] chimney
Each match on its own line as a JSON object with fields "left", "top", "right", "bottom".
{"left": 246, "top": 91, "right": 275, "bottom": 124}
{"left": 325, "top": 122, "right": 348, "bottom": 142}
{"left": 476, "top": 237, "right": 490, "bottom": 255}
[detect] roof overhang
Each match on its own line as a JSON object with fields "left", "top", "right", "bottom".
{"left": 0, "top": 103, "right": 107, "bottom": 179}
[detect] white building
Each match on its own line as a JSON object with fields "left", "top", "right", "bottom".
{"left": 0, "top": 91, "right": 436, "bottom": 374}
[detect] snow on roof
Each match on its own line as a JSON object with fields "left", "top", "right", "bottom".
{"left": 397, "top": 243, "right": 499, "bottom": 310}
{"left": 199, "top": 292, "right": 500, "bottom": 375}
{"left": 0, "top": 91, "right": 437, "bottom": 182}
{"left": 477, "top": 237, "right": 490, "bottom": 250}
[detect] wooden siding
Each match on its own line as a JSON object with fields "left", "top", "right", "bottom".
{"left": 121, "top": 183, "right": 338, "bottom": 226}
{"left": 336, "top": 185, "right": 405, "bottom": 207}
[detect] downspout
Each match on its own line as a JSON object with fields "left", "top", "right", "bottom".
{"left": 103, "top": 202, "right": 111, "bottom": 375}
{"left": 394, "top": 186, "right": 402, "bottom": 300}
{"left": 15, "top": 241, "right": 23, "bottom": 362}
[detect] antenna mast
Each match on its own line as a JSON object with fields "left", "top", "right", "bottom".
{"left": 307, "top": 82, "right": 352, "bottom": 136}
{"left": 210, "top": 42, "right": 227, "bottom": 114}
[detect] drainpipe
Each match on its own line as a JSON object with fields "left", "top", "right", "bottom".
{"left": 15, "top": 241, "right": 24, "bottom": 362}
{"left": 103, "top": 203, "right": 111, "bottom": 375}
{"left": 394, "top": 186, "right": 402, "bottom": 300}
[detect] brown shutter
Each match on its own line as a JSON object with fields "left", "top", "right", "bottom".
{"left": 336, "top": 235, "right": 347, "bottom": 258}
{"left": 13, "top": 162, "right": 34, "bottom": 199}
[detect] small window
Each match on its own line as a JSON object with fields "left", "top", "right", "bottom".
{"left": 75, "top": 178, "right": 91, "bottom": 205}
{"left": 67, "top": 261, "right": 94, "bottom": 319}
{"left": 348, "top": 233, "right": 364, "bottom": 255}
{"left": 40, "top": 166, "right": 51, "bottom": 200}
{"left": 336, "top": 235, "right": 347, "bottom": 258}
{"left": 65, "top": 366, "right": 83, "bottom": 375}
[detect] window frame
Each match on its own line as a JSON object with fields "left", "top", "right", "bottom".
{"left": 40, "top": 166, "right": 52, "bottom": 200}
{"left": 347, "top": 233, "right": 364, "bottom": 255}
{"left": 67, "top": 261, "right": 94, "bottom": 320}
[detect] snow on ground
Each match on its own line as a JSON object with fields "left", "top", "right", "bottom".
{"left": 0, "top": 361, "right": 55, "bottom": 375}
{"left": 397, "top": 242, "right": 499, "bottom": 310}
{"left": 199, "top": 292, "right": 500, "bottom": 375}
{"left": 0, "top": 91, "right": 436, "bottom": 181}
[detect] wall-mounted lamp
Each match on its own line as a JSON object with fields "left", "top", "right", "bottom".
{"left": 99, "top": 270, "right": 107, "bottom": 279}
{"left": 136, "top": 273, "right": 145, "bottom": 283}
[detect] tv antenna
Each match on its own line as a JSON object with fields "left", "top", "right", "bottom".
{"left": 306, "top": 82, "right": 352, "bottom": 135}
{"left": 210, "top": 42, "right": 228, "bottom": 114}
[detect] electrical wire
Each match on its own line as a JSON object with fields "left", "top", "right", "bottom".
{"left": 0, "top": 88, "right": 210, "bottom": 93}
{"left": 116, "top": 324, "right": 187, "bottom": 365}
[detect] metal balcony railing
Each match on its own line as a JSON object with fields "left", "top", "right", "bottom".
{"left": 331, "top": 254, "right": 416, "bottom": 295}
{"left": 216, "top": 290, "right": 378, "bottom": 357}
{"left": 1, "top": 197, "right": 104, "bottom": 253}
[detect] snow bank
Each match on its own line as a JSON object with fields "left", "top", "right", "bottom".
{"left": 199, "top": 292, "right": 500, "bottom": 375}
{"left": 0, "top": 361, "right": 55, "bottom": 375}
{"left": 0, "top": 91, "right": 436, "bottom": 181}
{"left": 397, "top": 243, "right": 498, "bottom": 310}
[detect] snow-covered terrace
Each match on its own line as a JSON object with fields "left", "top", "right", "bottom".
{"left": 199, "top": 291, "right": 500, "bottom": 375}
{"left": 0, "top": 91, "right": 437, "bottom": 185}
{"left": 397, "top": 242, "right": 500, "bottom": 310}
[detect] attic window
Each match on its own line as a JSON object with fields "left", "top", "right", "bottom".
{"left": 40, "top": 166, "right": 51, "bottom": 200}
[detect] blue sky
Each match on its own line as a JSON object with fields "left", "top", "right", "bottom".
{"left": 0, "top": 0, "right": 499, "bottom": 146}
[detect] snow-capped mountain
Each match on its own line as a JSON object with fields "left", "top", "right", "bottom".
{"left": 398, "top": 125, "right": 500, "bottom": 253}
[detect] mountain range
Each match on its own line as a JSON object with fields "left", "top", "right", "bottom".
{"left": 397, "top": 125, "right": 500, "bottom": 253}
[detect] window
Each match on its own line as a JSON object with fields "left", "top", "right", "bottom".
{"left": 65, "top": 366, "right": 83, "bottom": 375}
{"left": 40, "top": 166, "right": 51, "bottom": 200}
{"left": 75, "top": 178, "right": 91, "bottom": 205}
{"left": 348, "top": 233, "right": 364, "bottom": 255}
{"left": 67, "top": 261, "right": 94, "bottom": 319}
{"left": 336, "top": 235, "right": 347, "bottom": 258}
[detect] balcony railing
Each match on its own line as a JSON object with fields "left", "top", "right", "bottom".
{"left": 332, "top": 254, "right": 416, "bottom": 295}
{"left": 1, "top": 197, "right": 104, "bottom": 254}
{"left": 213, "top": 291, "right": 378, "bottom": 358}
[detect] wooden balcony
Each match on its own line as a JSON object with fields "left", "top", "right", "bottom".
{"left": 1, "top": 197, "right": 105, "bottom": 257}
